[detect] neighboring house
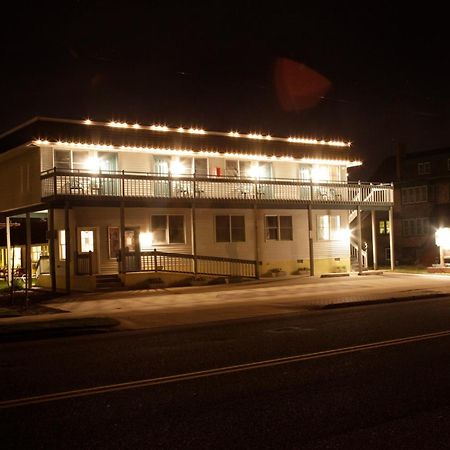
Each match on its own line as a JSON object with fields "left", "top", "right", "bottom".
{"left": 360, "top": 145, "right": 450, "bottom": 268}
{"left": 0, "top": 216, "right": 48, "bottom": 278}
{"left": 0, "top": 117, "right": 393, "bottom": 291}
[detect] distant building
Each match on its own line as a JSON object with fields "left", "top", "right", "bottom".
{"left": 362, "top": 145, "right": 450, "bottom": 268}
{"left": 0, "top": 117, "right": 393, "bottom": 291}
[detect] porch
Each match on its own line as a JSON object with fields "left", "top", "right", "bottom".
{"left": 41, "top": 169, "right": 393, "bottom": 207}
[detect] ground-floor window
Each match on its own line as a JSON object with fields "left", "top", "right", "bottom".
{"left": 265, "top": 215, "right": 293, "bottom": 241}
{"left": 379, "top": 220, "right": 390, "bottom": 234}
{"left": 58, "top": 230, "right": 66, "bottom": 260}
{"left": 151, "top": 215, "right": 185, "bottom": 244}
{"left": 215, "top": 215, "right": 246, "bottom": 242}
{"left": 80, "top": 229, "right": 94, "bottom": 253}
{"left": 317, "top": 215, "right": 340, "bottom": 240}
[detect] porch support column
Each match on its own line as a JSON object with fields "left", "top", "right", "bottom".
{"left": 120, "top": 201, "right": 126, "bottom": 274}
{"left": 191, "top": 203, "right": 198, "bottom": 276}
{"left": 48, "top": 208, "right": 56, "bottom": 292}
{"left": 254, "top": 204, "right": 260, "bottom": 279}
{"left": 389, "top": 206, "right": 395, "bottom": 271}
{"left": 357, "top": 206, "right": 363, "bottom": 275}
{"left": 26, "top": 213, "right": 32, "bottom": 290}
{"left": 308, "top": 205, "right": 315, "bottom": 276}
{"left": 371, "top": 210, "right": 378, "bottom": 270}
{"left": 64, "top": 201, "right": 71, "bottom": 294}
{"left": 6, "top": 216, "right": 11, "bottom": 285}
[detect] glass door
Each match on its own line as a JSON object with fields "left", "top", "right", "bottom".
{"left": 98, "top": 152, "right": 119, "bottom": 195}
{"left": 124, "top": 227, "right": 141, "bottom": 272}
{"left": 154, "top": 156, "right": 170, "bottom": 197}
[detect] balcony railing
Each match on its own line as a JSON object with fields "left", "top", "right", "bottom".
{"left": 41, "top": 169, "right": 394, "bottom": 206}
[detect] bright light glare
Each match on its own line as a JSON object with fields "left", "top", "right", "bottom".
{"left": 139, "top": 232, "right": 153, "bottom": 251}
{"left": 436, "top": 228, "right": 450, "bottom": 249}
{"left": 85, "top": 157, "right": 107, "bottom": 173}
{"left": 247, "top": 164, "right": 264, "bottom": 179}
{"left": 311, "top": 166, "right": 329, "bottom": 182}
{"left": 170, "top": 158, "right": 186, "bottom": 176}
{"left": 337, "top": 228, "right": 351, "bottom": 242}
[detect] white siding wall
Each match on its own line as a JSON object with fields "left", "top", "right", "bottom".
{"left": 118, "top": 152, "right": 151, "bottom": 173}
{"left": 258, "top": 209, "right": 310, "bottom": 263}
{"left": 40, "top": 146, "right": 53, "bottom": 171}
{"left": 313, "top": 209, "right": 350, "bottom": 259}
{"left": 272, "top": 161, "right": 298, "bottom": 179}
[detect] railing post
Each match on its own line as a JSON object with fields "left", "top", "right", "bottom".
{"left": 89, "top": 251, "right": 93, "bottom": 276}
{"left": 121, "top": 170, "right": 125, "bottom": 197}
{"left": 53, "top": 167, "right": 57, "bottom": 196}
{"left": 153, "top": 248, "right": 158, "bottom": 272}
{"left": 358, "top": 180, "right": 362, "bottom": 203}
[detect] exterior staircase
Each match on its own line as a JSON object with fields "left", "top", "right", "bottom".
{"left": 95, "top": 274, "right": 123, "bottom": 291}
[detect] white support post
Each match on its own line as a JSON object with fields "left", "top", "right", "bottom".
{"left": 6, "top": 216, "right": 11, "bottom": 285}
{"left": 371, "top": 210, "right": 378, "bottom": 270}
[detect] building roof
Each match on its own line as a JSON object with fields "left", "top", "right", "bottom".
{"left": 0, "top": 117, "right": 360, "bottom": 164}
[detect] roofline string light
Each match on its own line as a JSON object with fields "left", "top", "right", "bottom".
{"left": 32, "top": 139, "right": 362, "bottom": 167}
{"left": 89, "top": 118, "right": 350, "bottom": 147}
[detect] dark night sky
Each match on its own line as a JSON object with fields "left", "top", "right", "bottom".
{"left": 1, "top": 1, "right": 449, "bottom": 179}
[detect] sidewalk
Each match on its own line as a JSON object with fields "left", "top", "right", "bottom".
{"left": 2, "top": 272, "right": 450, "bottom": 339}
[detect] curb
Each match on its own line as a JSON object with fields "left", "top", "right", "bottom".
{"left": 320, "top": 293, "right": 449, "bottom": 310}
{"left": 0, "top": 317, "right": 120, "bottom": 342}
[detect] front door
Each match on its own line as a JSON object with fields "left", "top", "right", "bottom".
{"left": 124, "top": 227, "right": 141, "bottom": 272}
{"left": 77, "top": 227, "right": 97, "bottom": 274}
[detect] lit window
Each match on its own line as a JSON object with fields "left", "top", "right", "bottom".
{"left": 215, "top": 216, "right": 246, "bottom": 242}
{"left": 80, "top": 230, "right": 94, "bottom": 253}
{"left": 379, "top": 220, "right": 390, "bottom": 234}
{"left": 265, "top": 216, "right": 293, "bottom": 241}
{"left": 317, "top": 215, "right": 341, "bottom": 240}
{"left": 59, "top": 230, "right": 66, "bottom": 260}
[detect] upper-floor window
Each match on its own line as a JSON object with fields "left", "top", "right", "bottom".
{"left": 265, "top": 216, "right": 293, "bottom": 241}
{"left": 418, "top": 161, "right": 431, "bottom": 175}
{"left": 402, "top": 218, "right": 429, "bottom": 237}
{"left": 379, "top": 220, "right": 390, "bottom": 235}
{"left": 224, "top": 160, "right": 272, "bottom": 179}
{"left": 215, "top": 215, "right": 246, "bottom": 242}
{"left": 151, "top": 215, "right": 185, "bottom": 244}
{"left": 299, "top": 164, "right": 343, "bottom": 183}
{"left": 401, "top": 186, "right": 427, "bottom": 204}
{"left": 317, "top": 215, "right": 341, "bottom": 240}
{"left": 54, "top": 149, "right": 117, "bottom": 172}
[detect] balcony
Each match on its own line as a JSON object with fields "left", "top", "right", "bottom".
{"left": 41, "top": 169, "right": 394, "bottom": 207}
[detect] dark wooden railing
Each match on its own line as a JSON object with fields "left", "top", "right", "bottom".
{"left": 40, "top": 169, "right": 394, "bottom": 206}
{"left": 76, "top": 251, "right": 93, "bottom": 275}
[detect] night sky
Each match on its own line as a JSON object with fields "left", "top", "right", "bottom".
{"left": 2, "top": 2, "right": 449, "bottom": 179}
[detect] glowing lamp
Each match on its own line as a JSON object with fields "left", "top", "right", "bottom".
{"left": 435, "top": 228, "right": 450, "bottom": 250}
{"left": 337, "top": 228, "right": 351, "bottom": 243}
{"left": 139, "top": 232, "right": 153, "bottom": 251}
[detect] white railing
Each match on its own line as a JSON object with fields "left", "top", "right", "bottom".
{"left": 40, "top": 169, "right": 394, "bottom": 206}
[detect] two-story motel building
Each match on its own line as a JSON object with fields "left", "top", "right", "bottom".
{"left": 0, "top": 117, "right": 394, "bottom": 292}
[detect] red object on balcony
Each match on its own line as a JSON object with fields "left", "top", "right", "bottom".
{"left": 216, "top": 167, "right": 221, "bottom": 176}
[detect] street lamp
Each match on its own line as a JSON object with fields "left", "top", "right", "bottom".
{"left": 435, "top": 227, "right": 450, "bottom": 266}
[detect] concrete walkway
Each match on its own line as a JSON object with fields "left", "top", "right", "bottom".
{"left": 2, "top": 272, "right": 450, "bottom": 336}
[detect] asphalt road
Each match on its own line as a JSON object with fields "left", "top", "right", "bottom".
{"left": 3, "top": 297, "right": 450, "bottom": 449}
